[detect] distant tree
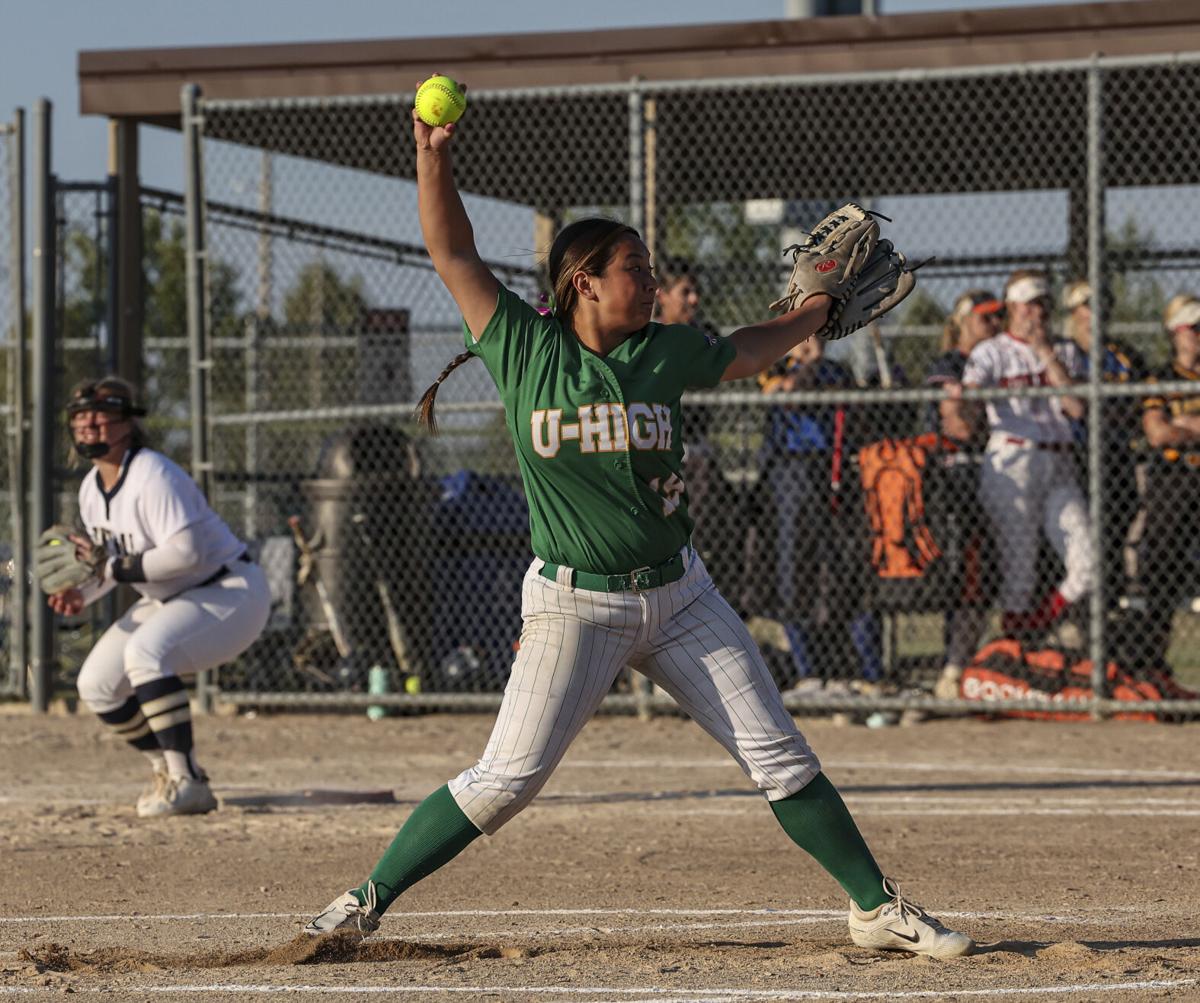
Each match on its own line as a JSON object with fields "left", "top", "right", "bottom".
{"left": 282, "top": 260, "right": 368, "bottom": 335}
{"left": 58, "top": 223, "right": 109, "bottom": 395}
{"left": 1105, "top": 216, "right": 1170, "bottom": 369}
{"left": 277, "top": 260, "right": 368, "bottom": 412}
{"left": 656, "top": 202, "right": 779, "bottom": 332}
{"left": 899, "top": 289, "right": 946, "bottom": 330}
{"left": 141, "top": 209, "right": 244, "bottom": 461}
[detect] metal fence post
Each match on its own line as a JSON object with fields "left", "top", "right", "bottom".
{"left": 627, "top": 78, "right": 656, "bottom": 721}
{"left": 29, "top": 99, "right": 55, "bottom": 712}
{"left": 8, "top": 109, "right": 29, "bottom": 699}
{"left": 182, "top": 84, "right": 214, "bottom": 713}
{"left": 628, "top": 79, "right": 645, "bottom": 235}
{"left": 1086, "top": 57, "right": 1107, "bottom": 716}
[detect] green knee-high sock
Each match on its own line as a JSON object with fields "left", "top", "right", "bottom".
{"left": 356, "top": 784, "right": 482, "bottom": 914}
{"left": 770, "top": 772, "right": 889, "bottom": 911}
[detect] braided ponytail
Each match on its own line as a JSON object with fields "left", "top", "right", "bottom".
{"left": 415, "top": 351, "right": 475, "bottom": 435}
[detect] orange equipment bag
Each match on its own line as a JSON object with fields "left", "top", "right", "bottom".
{"left": 959, "top": 638, "right": 1165, "bottom": 722}
{"left": 858, "top": 433, "right": 950, "bottom": 580}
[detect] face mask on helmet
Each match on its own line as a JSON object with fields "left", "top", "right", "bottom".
{"left": 67, "top": 389, "right": 146, "bottom": 459}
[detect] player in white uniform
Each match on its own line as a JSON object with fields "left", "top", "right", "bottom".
{"left": 300, "top": 86, "right": 974, "bottom": 960}
{"left": 48, "top": 378, "right": 271, "bottom": 816}
{"left": 961, "top": 271, "right": 1095, "bottom": 637}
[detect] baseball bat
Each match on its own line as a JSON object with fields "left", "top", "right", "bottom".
{"left": 288, "top": 515, "right": 353, "bottom": 660}
{"left": 869, "top": 324, "right": 893, "bottom": 390}
{"left": 830, "top": 406, "right": 846, "bottom": 515}
{"left": 350, "top": 512, "right": 415, "bottom": 676}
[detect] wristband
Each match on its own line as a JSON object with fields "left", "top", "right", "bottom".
{"left": 111, "top": 554, "right": 147, "bottom": 583}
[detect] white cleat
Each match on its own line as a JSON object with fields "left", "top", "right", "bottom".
{"left": 140, "top": 775, "right": 218, "bottom": 817}
{"left": 848, "top": 877, "right": 974, "bottom": 959}
{"left": 135, "top": 767, "right": 170, "bottom": 818}
{"left": 303, "top": 881, "right": 381, "bottom": 936}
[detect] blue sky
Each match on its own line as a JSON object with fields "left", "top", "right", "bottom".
{"left": 1, "top": 0, "right": 1096, "bottom": 189}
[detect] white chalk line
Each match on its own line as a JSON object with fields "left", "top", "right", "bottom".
{"left": 4, "top": 789, "right": 1198, "bottom": 816}
{"left": 0, "top": 905, "right": 1159, "bottom": 927}
{"left": 666, "top": 807, "right": 1200, "bottom": 818}
{"left": 0, "top": 978, "right": 1196, "bottom": 997}
{"left": 3, "top": 758, "right": 1199, "bottom": 805}
{"left": 561, "top": 759, "right": 1200, "bottom": 781}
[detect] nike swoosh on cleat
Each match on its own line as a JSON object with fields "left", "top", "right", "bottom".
{"left": 885, "top": 927, "right": 922, "bottom": 944}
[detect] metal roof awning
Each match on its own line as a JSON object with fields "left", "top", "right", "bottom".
{"left": 193, "top": 55, "right": 1200, "bottom": 210}
{"left": 79, "top": 0, "right": 1200, "bottom": 126}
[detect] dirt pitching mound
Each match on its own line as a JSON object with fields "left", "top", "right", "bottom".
{"left": 17, "top": 936, "right": 544, "bottom": 972}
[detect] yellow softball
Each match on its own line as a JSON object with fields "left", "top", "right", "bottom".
{"left": 415, "top": 75, "right": 467, "bottom": 128}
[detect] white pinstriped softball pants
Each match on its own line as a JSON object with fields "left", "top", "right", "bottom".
{"left": 448, "top": 547, "right": 822, "bottom": 835}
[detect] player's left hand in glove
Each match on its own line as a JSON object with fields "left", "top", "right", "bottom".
{"left": 769, "top": 202, "right": 923, "bottom": 341}
{"left": 35, "top": 525, "right": 106, "bottom": 594}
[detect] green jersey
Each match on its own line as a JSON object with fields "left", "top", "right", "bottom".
{"left": 467, "top": 286, "right": 736, "bottom": 575}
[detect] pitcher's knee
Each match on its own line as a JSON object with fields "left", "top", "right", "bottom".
{"left": 448, "top": 764, "right": 550, "bottom": 835}
{"left": 738, "top": 736, "right": 822, "bottom": 800}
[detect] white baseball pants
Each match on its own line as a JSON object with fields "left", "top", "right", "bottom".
{"left": 76, "top": 563, "right": 271, "bottom": 713}
{"left": 449, "top": 547, "right": 822, "bottom": 835}
{"left": 978, "top": 439, "right": 1095, "bottom": 612}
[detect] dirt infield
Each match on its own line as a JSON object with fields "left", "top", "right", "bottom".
{"left": 1, "top": 705, "right": 1198, "bottom": 1001}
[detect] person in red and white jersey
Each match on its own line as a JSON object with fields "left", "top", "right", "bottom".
{"left": 961, "top": 270, "right": 1095, "bottom": 639}
{"left": 47, "top": 376, "right": 271, "bottom": 818}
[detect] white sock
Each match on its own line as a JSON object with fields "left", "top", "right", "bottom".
{"left": 142, "top": 750, "right": 167, "bottom": 775}
{"left": 163, "top": 750, "right": 193, "bottom": 780}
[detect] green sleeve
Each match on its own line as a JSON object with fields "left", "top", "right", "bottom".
{"left": 465, "top": 287, "right": 559, "bottom": 398}
{"left": 670, "top": 324, "right": 738, "bottom": 390}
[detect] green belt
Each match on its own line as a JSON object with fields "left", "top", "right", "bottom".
{"left": 538, "top": 548, "right": 689, "bottom": 593}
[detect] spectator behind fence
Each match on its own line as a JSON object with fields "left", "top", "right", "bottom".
{"left": 961, "top": 270, "right": 1095, "bottom": 640}
{"left": 750, "top": 338, "right": 882, "bottom": 686}
{"left": 1057, "top": 280, "right": 1146, "bottom": 610}
{"left": 925, "top": 290, "right": 1002, "bottom": 699}
{"left": 1127, "top": 295, "right": 1200, "bottom": 697}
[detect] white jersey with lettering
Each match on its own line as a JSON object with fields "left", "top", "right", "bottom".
{"left": 78, "top": 447, "right": 245, "bottom": 602}
{"left": 962, "top": 332, "right": 1075, "bottom": 445}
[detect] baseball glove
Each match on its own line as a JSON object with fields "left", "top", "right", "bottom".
{"left": 35, "top": 525, "right": 106, "bottom": 595}
{"left": 821, "top": 239, "right": 921, "bottom": 342}
{"left": 768, "top": 203, "right": 921, "bottom": 341}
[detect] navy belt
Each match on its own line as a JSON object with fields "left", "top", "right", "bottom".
{"left": 161, "top": 552, "right": 251, "bottom": 602}
{"left": 538, "top": 549, "right": 689, "bottom": 593}
{"left": 196, "top": 550, "right": 251, "bottom": 589}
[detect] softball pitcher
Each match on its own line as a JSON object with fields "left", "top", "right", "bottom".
{"left": 304, "top": 87, "right": 972, "bottom": 959}
{"left": 37, "top": 378, "right": 271, "bottom": 817}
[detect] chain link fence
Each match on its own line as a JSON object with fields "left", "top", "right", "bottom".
{"left": 180, "top": 57, "right": 1200, "bottom": 717}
